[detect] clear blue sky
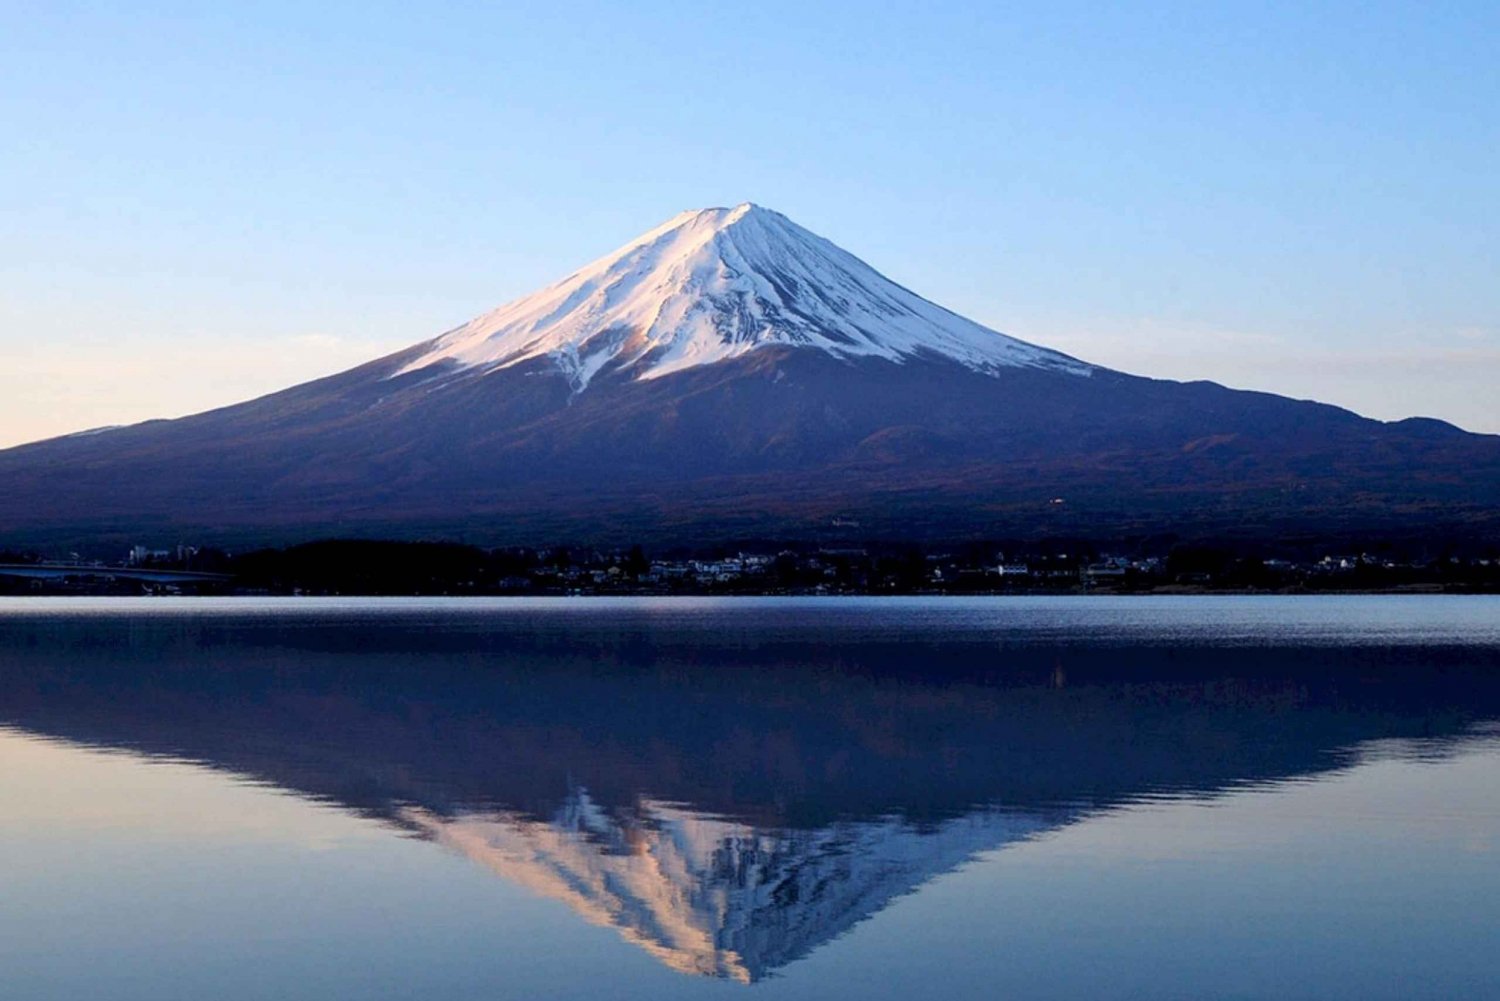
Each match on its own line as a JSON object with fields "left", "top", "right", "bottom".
{"left": 3, "top": 0, "right": 1497, "bottom": 445}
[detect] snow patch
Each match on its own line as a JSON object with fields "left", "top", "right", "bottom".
{"left": 393, "top": 204, "right": 1091, "bottom": 390}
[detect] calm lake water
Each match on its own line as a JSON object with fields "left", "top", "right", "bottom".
{"left": 1, "top": 596, "right": 1497, "bottom": 1000}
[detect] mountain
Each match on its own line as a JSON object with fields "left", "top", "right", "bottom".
{"left": 396, "top": 203, "right": 1092, "bottom": 388}
{"left": 2, "top": 202, "right": 1497, "bottom": 549}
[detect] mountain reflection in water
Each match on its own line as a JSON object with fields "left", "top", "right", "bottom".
{"left": 400, "top": 796, "right": 1052, "bottom": 982}
{"left": 1, "top": 598, "right": 1497, "bottom": 983}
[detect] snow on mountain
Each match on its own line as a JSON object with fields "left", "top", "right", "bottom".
{"left": 401, "top": 788, "right": 1061, "bottom": 982}
{"left": 394, "top": 203, "right": 1091, "bottom": 390}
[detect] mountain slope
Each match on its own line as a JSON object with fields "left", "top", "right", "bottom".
{"left": 394, "top": 203, "right": 1089, "bottom": 389}
{"left": 1, "top": 204, "right": 1497, "bottom": 549}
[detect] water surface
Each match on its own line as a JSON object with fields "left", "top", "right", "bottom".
{"left": 1, "top": 596, "right": 1497, "bottom": 999}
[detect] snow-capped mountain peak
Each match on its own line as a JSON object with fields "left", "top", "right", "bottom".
{"left": 393, "top": 203, "right": 1090, "bottom": 389}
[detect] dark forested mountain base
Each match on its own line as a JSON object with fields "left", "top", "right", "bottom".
{"left": 1, "top": 350, "right": 1497, "bottom": 552}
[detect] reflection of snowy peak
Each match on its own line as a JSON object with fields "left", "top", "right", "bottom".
{"left": 395, "top": 203, "right": 1090, "bottom": 391}
{"left": 402, "top": 788, "right": 1061, "bottom": 982}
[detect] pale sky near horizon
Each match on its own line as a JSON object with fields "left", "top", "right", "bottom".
{"left": 2, "top": 1, "right": 1497, "bottom": 447}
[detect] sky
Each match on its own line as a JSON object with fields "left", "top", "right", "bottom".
{"left": 2, "top": 0, "right": 1497, "bottom": 447}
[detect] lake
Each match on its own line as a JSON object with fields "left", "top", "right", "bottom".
{"left": 1, "top": 596, "right": 1497, "bottom": 1000}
